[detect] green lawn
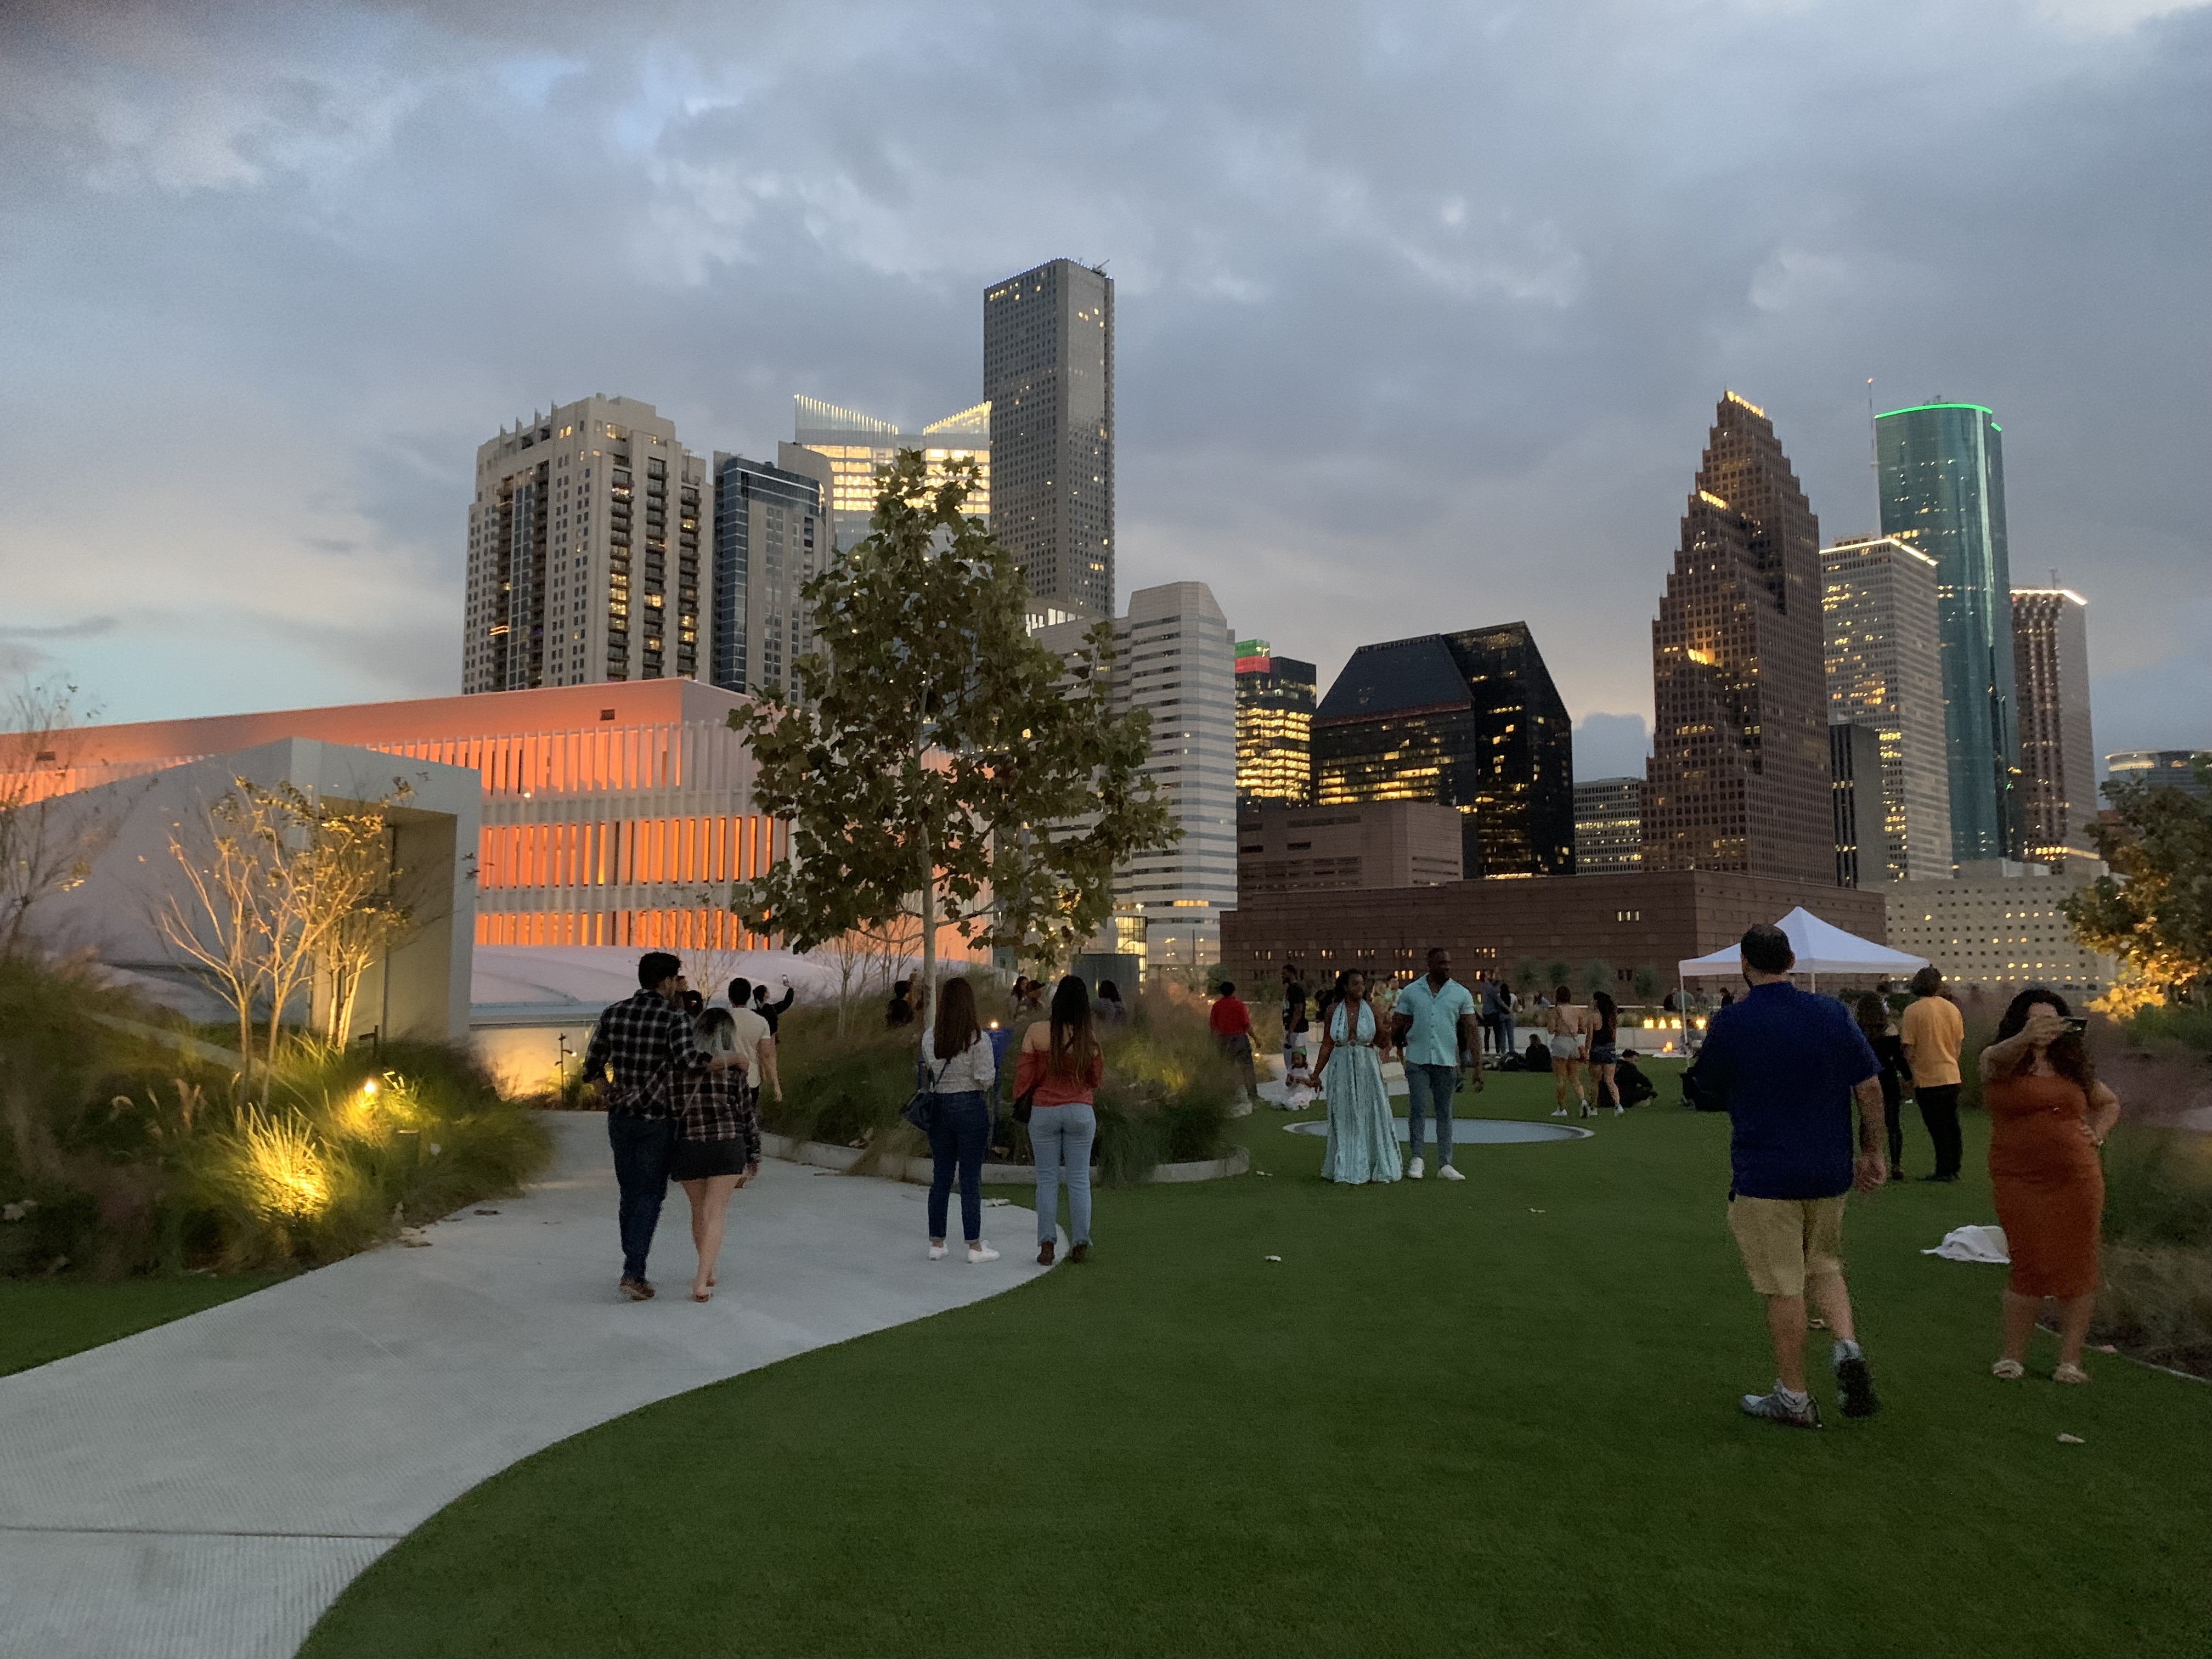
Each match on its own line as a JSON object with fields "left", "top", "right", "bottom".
{"left": 0, "top": 1271, "right": 289, "bottom": 1377}
{"left": 305, "top": 1071, "right": 2210, "bottom": 1658}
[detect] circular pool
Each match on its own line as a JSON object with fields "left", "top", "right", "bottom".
{"left": 1285, "top": 1118, "right": 1592, "bottom": 1144}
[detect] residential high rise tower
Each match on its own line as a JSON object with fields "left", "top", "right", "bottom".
{"left": 1643, "top": 392, "right": 1833, "bottom": 884}
{"left": 1876, "top": 401, "right": 2019, "bottom": 862}
{"left": 984, "top": 259, "right": 1114, "bottom": 623}
{"left": 709, "top": 447, "right": 832, "bottom": 698}
{"left": 2010, "top": 586, "right": 2097, "bottom": 868}
{"left": 464, "top": 396, "right": 709, "bottom": 692}
{"left": 1822, "top": 534, "right": 1954, "bottom": 882}
{"left": 1314, "top": 623, "right": 1575, "bottom": 878}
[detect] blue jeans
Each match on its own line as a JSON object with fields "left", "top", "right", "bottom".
{"left": 1030, "top": 1102, "right": 1096, "bottom": 1246}
{"left": 1404, "top": 1064, "right": 1457, "bottom": 1168}
{"left": 1498, "top": 1014, "right": 1515, "bottom": 1058}
{"left": 927, "top": 1090, "right": 991, "bottom": 1243}
{"left": 606, "top": 1111, "right": 674, "bottom": 1280}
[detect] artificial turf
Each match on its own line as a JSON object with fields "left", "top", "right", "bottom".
{"left": 303, "top": 1070, "right": 2210, "bottom": 1658}
{"left": 0, "top": 1270, "right": 289, "bottom": 1377}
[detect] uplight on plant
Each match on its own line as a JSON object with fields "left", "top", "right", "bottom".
{"left": 236, "top": 1108, "right": 332, "bottom": 1219}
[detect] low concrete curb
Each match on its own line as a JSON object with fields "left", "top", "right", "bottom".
{"left": 762, "top": 1133, "right": 1251, "bottom": 1186}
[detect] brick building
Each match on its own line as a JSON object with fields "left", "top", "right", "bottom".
{"left": 1237, "top": 800, "right": 1462, "bottom": 898}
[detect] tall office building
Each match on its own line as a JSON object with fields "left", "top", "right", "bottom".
{"left": 1829, "top": 722, "right": 1885, "bottom": 888}
{"left": 2011, "top": 586, "right": 2097, "bottom": 867}
{"left": 709, "top": 447, "right": 832, "bottom": 697}
{"left": 1573, "top": 777, "right": 1643, "bottom": 874}
{"left": 1877, "top": 400, "right": 2020, "bottom": 862}
{"left": 1234, "top": 640, "right": 1316, "bottom": 808}
{"left": 1314, "top": 623, "right": 1575, "bottom": 879}
{"left": 1040, "top": 583, "right": 1237, "bottom": 965}
{"left": 2106, "top": 749, "right": 2211, "bottom": 802}
{"left": 1822, "top": 534, "right": 1954, "bottom": 883}
{"left": 984, "top": 258, "right": 1114, "bottom": 623}
{"left": 464, "top": 396, "right": 709, "bottom": 692}
{"left": 790, "top": 395, "right": 990, "bottom": 551}
{"left": 1644, "top": 392, "right": 1833, "bottom": 883}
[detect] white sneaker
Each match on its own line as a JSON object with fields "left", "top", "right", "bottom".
{"left": 967, "top": 1243, "right": 1000, "bottom": 1264}
{"left": 1614, "top": 1104, "right": 1625, "bottom": 1116}
{"left": 1437, "top": 1164, "right": 1465, "bottom": 1182}
{"left": 1550, "top": 1107, "right": 1568, "bottom": 1117}
{"left": 927, "top": 1243, "right": 947, "bottom": 1261}
{"left": 1408, "top": 1158, "right": 1425, "bottom": 1180}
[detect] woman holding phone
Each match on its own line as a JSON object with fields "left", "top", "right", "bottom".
{"left": 1978, "top": 989, "right": 2121, "bottom": 1383}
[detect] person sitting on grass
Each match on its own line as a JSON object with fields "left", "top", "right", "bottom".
{"left": 1696, "top": 923, "right": 1888, "bottom": 1428}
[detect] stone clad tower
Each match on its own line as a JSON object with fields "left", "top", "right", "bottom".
{"left": 1643, "top": 392, "right": 1834, "bottom": 884}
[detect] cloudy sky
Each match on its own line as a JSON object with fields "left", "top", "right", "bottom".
{"left": 3, "top": 0, "right": 2205, "bottom": 777}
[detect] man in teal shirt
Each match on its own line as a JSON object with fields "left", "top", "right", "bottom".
{"left": 1391, "top": 947, "right": 1482, "bottom": 1181}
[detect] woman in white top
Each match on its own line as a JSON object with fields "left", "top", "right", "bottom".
{"left": 1547, "top": 983, "right": 1589, "bottom": 1116}
{"left": 917, "top": 977, "right": 1000, "bottom": 1264}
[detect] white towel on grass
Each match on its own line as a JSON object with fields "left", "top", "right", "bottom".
{"left": 1923, "top": 1224, "right": 2010, "bottom": 1263}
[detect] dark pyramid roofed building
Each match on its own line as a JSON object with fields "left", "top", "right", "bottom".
{"left": 1314, "top": 622, "right": 1573, "bottom": 878}
{"left": 1644, "top": 391, "right": 1833, "bottom": 884}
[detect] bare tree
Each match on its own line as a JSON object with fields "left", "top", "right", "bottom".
{"left": 0, "top": 679, "right": 116, "bottom": 958}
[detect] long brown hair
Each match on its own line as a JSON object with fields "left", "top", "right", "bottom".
{"left": 1853, "top": 992, "right": 1890, "bottom": 1044}
{"left": 932, "top": 975, "right": 981, "bottom": 1059}
{"left": 1995, "top": 988, "right": 2095, "bottom": 1094}
{"left": 1047, "top": 973, "right": 1097, "bottom": 1081}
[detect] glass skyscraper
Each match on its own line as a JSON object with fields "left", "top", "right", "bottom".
{"left": 1877, "top": 402, "right": 2019, "bottom": 863}
{"left": 984, "top": 259, "right": 1114, "bottom": 623}
{"left": 1233, "top": 640, "right": 1316, "bottom": 808}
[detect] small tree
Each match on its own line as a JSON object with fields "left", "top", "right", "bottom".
{"left": 1577, "top": 959, "right": 1613, "bottom": 1001}
{"left": 0, "top": 679, "right": 119, "bottom": 958}
{"left": 1631, "top": 963, "right": 1663, "bottom": 1004}
{"left": 732, "top": 452, "right": 1175, "bottom": 999}
{"left": 1542, "top": 959, "right": 1572, "bottom": 997}
{"left": 2066, "top": 757, "right": 2212, "bottom": 1013}
{"left": 1510, "top": 957, "right": 1542, "bottom": 997}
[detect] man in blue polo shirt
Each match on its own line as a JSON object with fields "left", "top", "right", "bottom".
{"left": 1391, "top": 947, "right": 1482, "bottom": 1181}
{"left": 1695, "top": 923, "right": 1888, "bottom": 1427}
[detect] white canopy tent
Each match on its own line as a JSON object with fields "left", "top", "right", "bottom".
{"left": 1677, "top": 906, "right": 1929, "bottom": 993}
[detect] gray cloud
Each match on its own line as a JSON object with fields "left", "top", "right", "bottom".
{"left": 1, "top": 0, "right": 2205, "bottom": 757}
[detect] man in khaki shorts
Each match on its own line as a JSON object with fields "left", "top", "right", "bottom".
{"left": 1696, "top": 924, "right": 1890, "bottom": 1427}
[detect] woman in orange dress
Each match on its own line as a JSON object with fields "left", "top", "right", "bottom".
{"left": 1977, "top": 989, "right": 2122, "bottom": 1384}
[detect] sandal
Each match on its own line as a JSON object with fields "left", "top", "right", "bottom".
{"left": 1990, "top": 1357, "right": 2024, "bottom": 1380}
{"left": 2053, "top": 1361, "right": 2090, "bottom": 1384}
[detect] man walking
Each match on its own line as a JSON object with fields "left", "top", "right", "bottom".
{"left": 1900, "top": 966, "right": 1966, "bottom": 1182}
{"left": 1695, "top": 924, "right": 1887, "bottom": 1427}
{"left": 1391, "top": 947, "right": 1482, "bottom": 1181}
{"left": 580, "top": 951, "right": 743, "bottom": 1302}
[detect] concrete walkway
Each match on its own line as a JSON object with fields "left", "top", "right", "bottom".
{"left": 0, "top": 1114, "right": 1053, "bottom": 1659}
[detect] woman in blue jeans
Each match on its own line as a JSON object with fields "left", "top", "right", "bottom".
{"left": 919, "top": 976, "right": 1000, "bottom": 1264}
{"left": 1016, "top": 975, "right": 1105, "bottom": 1266}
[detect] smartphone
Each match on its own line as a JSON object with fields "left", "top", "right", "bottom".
{"left": 2061, "top": 1017, "right": 2089, "bottom": 1036}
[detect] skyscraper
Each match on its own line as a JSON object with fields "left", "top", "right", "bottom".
{"left": 464, "top": 396, "right": 709, "bottom": 693}
{"left": 1829, "top": 721, "right": 1884, "bottom": 888}
{"left": 984, "top": 258, "right": 1114, "bottom": 623}
{"left": 1234, "top": 640, "right": 1316, "bottom": 808}
{"left": 790, "top": 395, "right": 990, "bottom": 551}
{"left": 2010, "top": 586, "right": 2097, "bottom": 867}
{"left": 1877, "top": 401, "right": 2019, "bottom": 863}
{"left": 1039, "top": 582, "right": 1237, "bottom": 966}
{"left": 1314, "top": 623, "right": 1575, "bottom": 879}
{"left": 1822, "top": 534, "right": 1954, "bottom": 882}
{"left": 1572, "top": 777, "right": 1643, "bottom": 874}
{"left": 709, "top": 447, "right": 832, "bottom": 697}
{"left": 1643, "top": 392, "right": 1832, "bottom": 884}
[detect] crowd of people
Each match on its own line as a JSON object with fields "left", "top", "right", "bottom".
{"left": 577, "top": 930, "right": 2124, "bottom": 1421}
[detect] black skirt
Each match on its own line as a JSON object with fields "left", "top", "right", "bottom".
{"left": 669, "top": 1137, "right": 749, "bottom": 1181}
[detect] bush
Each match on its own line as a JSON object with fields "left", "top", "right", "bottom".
{"left": 0, "top": 955, "right": 550, "bottom": 1278}
{"left": 2092, "top": 1127, "right": 2212, "bottom": 1376}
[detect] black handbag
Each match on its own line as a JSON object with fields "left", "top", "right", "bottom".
{"left": 1013, "top": 1085, "right": 1038, "bottom": 1125}
{"left": 901, "top": 1057, "right": 950, "bottom": 1134}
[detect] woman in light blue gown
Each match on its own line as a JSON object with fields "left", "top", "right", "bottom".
{"left": 1319, "top": 970, "right": 1401, "bottom": 1184}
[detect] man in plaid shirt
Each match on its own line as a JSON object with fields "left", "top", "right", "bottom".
{"left": 582, "top": 951, "right": 743, "bottom": 1300}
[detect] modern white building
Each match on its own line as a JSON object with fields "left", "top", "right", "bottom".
{"left": 1884, "top": 863, "right": 2116, "bottom": 998}
{"left": 791, "top": 395, "right": 990, "bottom": 552}
{"left": 464, "top": 396, "right": 711, "bottom": 693}
{"left": 1822, "top": 534, "right": 1953, "bottom": 882}
{"left": 1042, "top": 582, "right": 1237, "bottom": 967}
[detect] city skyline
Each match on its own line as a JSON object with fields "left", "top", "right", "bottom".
{"left": 3, "top": 5, "right": 2204, "bottom": 773}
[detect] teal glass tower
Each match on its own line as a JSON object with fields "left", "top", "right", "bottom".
{"left": 1876, "top": 402, "right": 2018, "bottom": 865}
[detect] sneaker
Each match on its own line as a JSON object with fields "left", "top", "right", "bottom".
{"left": 927, "top": 1243, "right": 947, "bottom": 1261}
{"left": 967, "top": 1243, "right": 1000, "bottom": 1264}
{"left": 2053, "top": 1361, "right": 2090, "bottom": 1385}
{"left": 1037, "top": 1240, "right": 1055, "bottom": 1266}
{"left": 1991, "top": 1357, "right": 2025, "bottom": 1380}
{"left": 618, "top": 1277, "right": 653, "bottom": 1302}
{"left": 1550, "top": 1107, "right": 1568, "bottom": 1117}
{"left": 1835, "top": 1351, "right": 1880, "bottom": 1418}
{"left": 1437, "top": 1164, "right": 1465, "bottom": 1182}
{"left": 1408, "top": 1158, "right": 1425, "bottom": 1180}
{"left": 1740, "top": 1383, "right": 1822, "bottom": 1428}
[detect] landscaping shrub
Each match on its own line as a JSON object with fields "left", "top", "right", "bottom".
{"left": 0, "top": 954, "right": 550, "bottom": 1278}
{"left": 2093, "top": 1126, "right": 2212, "bottom": 1376}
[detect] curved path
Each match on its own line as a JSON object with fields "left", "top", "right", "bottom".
{"left": 0, "top": 1114, "right": 1052, "bottom": 1659}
